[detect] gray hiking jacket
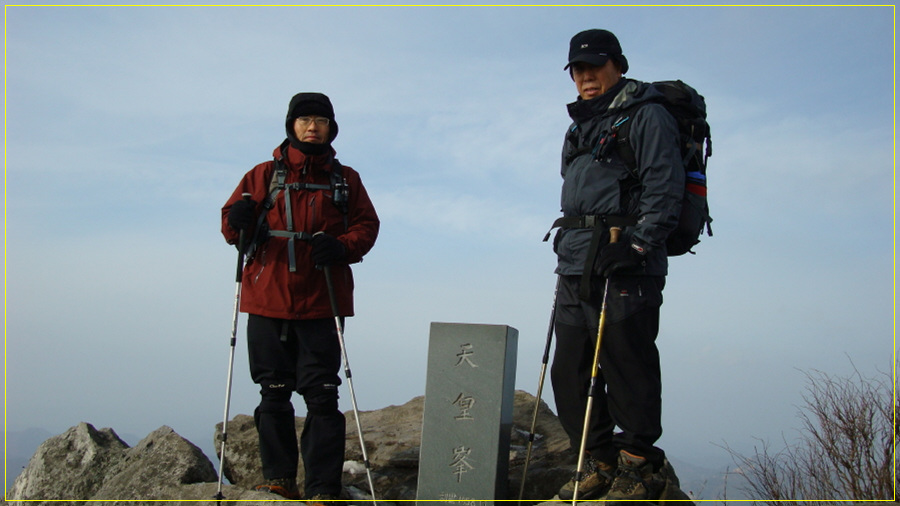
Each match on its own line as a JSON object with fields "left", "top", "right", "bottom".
{"left": 554, "top": 79, "right": 684, "bottom": 277}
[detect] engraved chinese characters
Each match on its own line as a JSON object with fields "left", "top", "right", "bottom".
{"left": 417, "top": 323, "right": 518, "bottom": 505}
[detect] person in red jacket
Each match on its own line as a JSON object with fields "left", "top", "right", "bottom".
{"left": 221, "top": 92, "right": 379, "bottom": 502}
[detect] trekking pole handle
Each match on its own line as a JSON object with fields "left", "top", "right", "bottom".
{"left": 609, "top": 226, "right": 622, "bottom": 244}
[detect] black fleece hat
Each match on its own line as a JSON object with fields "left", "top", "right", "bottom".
{"left": 564, "top": 29, "right": 629, "bottom": 74}
{"left": 285, "top": 92, "right": 339, "bottom": 144}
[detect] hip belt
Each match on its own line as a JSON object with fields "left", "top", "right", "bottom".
{"left": 544, "top": 214, "right": 638, "bottom": 300}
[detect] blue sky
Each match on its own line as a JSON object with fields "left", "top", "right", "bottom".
{"left": 3, "top": 3, "right": 896, "bottom": 485}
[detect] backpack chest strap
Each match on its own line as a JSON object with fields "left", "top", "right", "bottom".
{"left": 272, "top": 180, "right": 329, "bottom": 272}
{"left": 267, "top": 230, "right": 314, "bottom": 272}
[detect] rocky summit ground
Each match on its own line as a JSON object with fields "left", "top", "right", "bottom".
{"left": 6, "top": 391, "right": 694, "bottom": 505}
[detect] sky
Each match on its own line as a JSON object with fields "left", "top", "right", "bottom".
{"left": 3, "top": 2, "right": 896, "bottom": 493}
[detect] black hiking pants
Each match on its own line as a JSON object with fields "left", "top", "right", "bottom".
{"left": 247, "top": 315, "right": 345, "bottom": 498}
{"left": 550, "top": 274, "right": 666, "bottom": 470}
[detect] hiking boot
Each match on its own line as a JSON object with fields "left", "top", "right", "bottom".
{"left": 606, "top": 450, "right": 664, "bottom": 504}
{"left": 557, "top": 456, "right": 616, "bottom": 500}
{"left": 306, "top": 493, "right": 339, "bottom": 506}
{"left": 255, "top": 477, "right": 301, "bottom": 500}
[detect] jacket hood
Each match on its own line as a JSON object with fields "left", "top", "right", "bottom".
{"left": 285, "top": 92, "right": 339, "bottom": 152}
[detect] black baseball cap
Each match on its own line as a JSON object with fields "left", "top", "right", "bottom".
{"left": 564, "top": 29, "right": 629, "bottom": 74}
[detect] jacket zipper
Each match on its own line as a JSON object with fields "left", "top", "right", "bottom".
{"left": 253, "top": 248, "right": 267, "bottom": 284}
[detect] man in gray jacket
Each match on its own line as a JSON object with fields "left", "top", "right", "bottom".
{"left": 548, "top": 29, "right": 684, "bottom": 503}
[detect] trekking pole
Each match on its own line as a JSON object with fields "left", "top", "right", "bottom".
{"left": 571, "top": 227, "right": 621, "bottom": 505}
{"left": 319, "top": 251, "right": 378, "bottom": 504}
{"left": 517, "top": 275, "right": 560, "bottom": 505}
{"left": 215, "top": 193, "right": 251, "bottom": 501}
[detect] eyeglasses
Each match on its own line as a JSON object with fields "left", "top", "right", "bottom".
{"left": 295, "top": 116, "right": 330, "bottom": 127}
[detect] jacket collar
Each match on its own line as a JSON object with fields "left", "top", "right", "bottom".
{"left": 567, "top": 79, "right": 637, "bottom": 123}
{"left": 273, "top": 140, "right": 336, "bottom": 172}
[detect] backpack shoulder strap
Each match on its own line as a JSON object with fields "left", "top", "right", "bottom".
{"left": 258, "top": 149, "right": 350, "bottom": 236}
{"left": 612, "top": 102, "right": 643, "bottom": 175}
{"left": 265, "top": 157, "right": 287, "bottom": 207}
{"left": 261, "top": 141, "right": 291, "bottom": 208}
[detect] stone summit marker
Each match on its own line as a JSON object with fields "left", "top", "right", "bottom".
{"left": 416, "top": 322, "right": 518, "bottom": 505}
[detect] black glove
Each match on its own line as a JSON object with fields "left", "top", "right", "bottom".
{"left": 596, "top": 242, "right": 646, "bottom": 277}
{"left": 227, "top": 198, "right": 257, "bottom": 231}
{"left": 310, "top": 233, "right": 346, "bottom": 266}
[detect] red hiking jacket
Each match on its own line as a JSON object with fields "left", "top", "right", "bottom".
{"left": 221, "top": 143, "right": 379, "bottom": 320}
